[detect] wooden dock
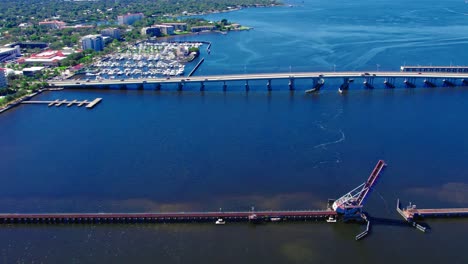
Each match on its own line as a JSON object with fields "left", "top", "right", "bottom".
{"left": 397, "top": 199, "right": 468, "bottom": 222}
{"left": 21, "top": 98, "right": 102, "bottom": 109}
{"left": 0, "top": 210, "right": 337, "bottom": 225}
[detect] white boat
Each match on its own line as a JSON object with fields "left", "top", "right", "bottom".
{"left": 326, "top": 216, "right": 337, "bottom": 223}
{"left": 270, "top": 217, "right": 282, "bottom": 222}
{"left": 215, "top": 218, "right": 225, "bottom": 225}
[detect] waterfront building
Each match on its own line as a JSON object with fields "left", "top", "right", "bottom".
{"left": 0, "top": 68, "right": 7, "bottom": 88}
{"left": 141, "top": 27, "right": 162, "bottom": 37}
{"left": 101, "top": 28, "right": 121, "bottom": 40}
{"left": 153, "top": 25, "right": 175, "bottom": 35}
{"left": 38, "top": 20, "right": 66, "bottom": 29}
{"left": 0, "top": 46, "right": 21, "bottom": 62}
{"left": 190, "top": 26, "right": 216, "bottom": 33}
{"left": 17, "top": 50, "right": 67, "bottom": 66}
{"left": 162, "top": 22, "right": 187, "bottom": 31}
{"left": 81, "top": 35, "right": 104, "bottom": 52}
{"left": 117, "top": 13, "right": 144, "bottom": 25}
{"left": 5, "top": 42, "right": 47, "bottom": 49}
{"left": 22, "top": 67, "right": 44, "bottom": 77}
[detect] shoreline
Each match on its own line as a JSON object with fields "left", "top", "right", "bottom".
{"left": 0, "top": 88, "right": 63, "bottom": 114}
{"left": 170, "top": 3, "right": 282, "bottom": 17}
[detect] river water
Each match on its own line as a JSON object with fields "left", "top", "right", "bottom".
{"left": 1, "top": 0, "right": 468, "bottom": 263}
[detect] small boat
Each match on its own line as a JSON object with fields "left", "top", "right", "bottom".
{"left": 270, "top": 217, "right": 282, "bottom": 222}
{"left": 215, "top": 218, "right": 225, "bottom": 225}
{"left": 326, "top": 216, "right": 337, "bottom": 223}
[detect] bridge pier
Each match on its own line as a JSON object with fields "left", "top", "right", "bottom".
{"left": 338, "top": 78, "right": 353, "bottom": 93}
{"left": 245, "top": 80, "right": 250, "bottom": 91}
{"left": 384, "top": 78, "right": 395, "bottom": 88}
{"left": 462, "top": 79, "right": 468, "bottom": 86}
{"left": 120, "top": 84, "right": 127, "bottom": 90}
{"left": 178, "top": 82, "right": 183, "bottom": 91}
{"left": 363, "top": 77, "right": 374, "bottom": 89}
{"left": 404, "top": 78, "right": 416, "bottom": 88}
{"left": 267, "top": 79, "right": 272, "bottom": 91}
{"left": 288, "top": 78, "right": 295, "bottom": 90}
{"left": 223, "top": 81, "right": 227, "bottom": 91}
{"left": 200, "top": 82, "right": 205, "bottom": 91}
{"left": 137, "top": 83, "right": 144, "bottom": 90}
{"left": 306, "top": 78, "right": 325, "bottom": 93}
{"left": 155, "top": 83, "right": 161, "bottom": 91}
{"left": 443, "top": 78, "right": 456, "bottom": 87}
{"left": 424, "top": 78, "right": 436, "bottom": 88}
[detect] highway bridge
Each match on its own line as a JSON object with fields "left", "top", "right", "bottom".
{"left": 48, "top": 71, "right": 468, "bottom": 92}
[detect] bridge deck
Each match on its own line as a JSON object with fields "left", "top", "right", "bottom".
{"left": 49, "top": 71, "right": 468, "bottom": 88}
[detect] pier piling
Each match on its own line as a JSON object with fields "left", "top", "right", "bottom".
{"left": 223, "top": 81, "right": 227, "bottom": 91}
{"left": 288, "top": 78, "right": 295, "bottom": 90}
{"left": 384, "top": 78, "right": 395, "bottom": 88}
{"left": 404, "top": 78, "right": 416, "bottom": 88}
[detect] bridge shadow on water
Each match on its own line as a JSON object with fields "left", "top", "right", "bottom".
{"left": 367, "top": 215, "right": 431, "bottom": 231}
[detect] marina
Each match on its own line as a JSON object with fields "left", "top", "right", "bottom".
{"left": 84, "top": 41, "right": 205, "bottom": 80}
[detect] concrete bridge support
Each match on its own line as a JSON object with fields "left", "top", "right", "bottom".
{"left": 267, "top": 79, "right": 272, "bottom": 91}
{"left": 178, "top": 82, "right": 183, "bottom": 91}
{"left": 200, "top": 82, "right": 205, "bottom": 91}
{"left": 245, "top": 80, "right": 250, "bottom": 91}
{"left": 424, "top": 78, "right": 436, "bottom": 88}
{"left": 338, "top": 78, "right": 353, "bottom": 93}
{"left": 384, "top": 78, "right": 395, "bottom": 88}
{"left": 223, "top": 81, "right": 227, "bottom": 91}
{"left": 404, "top": 78, "right": 416, "bottom": 88}
{"left": 120, "top": 84, "right": 127, "bottom": 90}
{"left": 462, "top": 79, "right": 468, "bottom": 86}
{"left": 443, "top": 78, "right": 456, "bottom": 87}
{"left": 155, "top": 83, "right": 161, "bottom": 91}
{"left": 306, "top": 78, "right": 325, "bottom": 93}
{"left": 364, "top": 77, "right": 374, "bottom": 89}
{"left": 288, "top": 78, "right": 295, "bottom": 91}
{"left": 137, "top": 83, "right": 144, "bottom": 90}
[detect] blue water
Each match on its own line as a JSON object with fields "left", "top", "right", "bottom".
{"left": 1, "top": 0, "right": 468, "bottom": 262}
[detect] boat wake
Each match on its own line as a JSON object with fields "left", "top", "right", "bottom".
{"left": 313, "top": 129, "right": 345, "bottom": 150}
{"left": 444, "top": 8, "right": 468, "bottom": 16}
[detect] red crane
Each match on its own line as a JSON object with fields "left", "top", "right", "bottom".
{"left": 332, "top": 160, "right": 387, "bottom": 219}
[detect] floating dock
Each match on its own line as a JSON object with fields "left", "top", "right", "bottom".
{"left": 397, "top": 199, "right": 468, "bottom": 222}
{"left": 21, "top": 98, "right": 102, "bottom": 109}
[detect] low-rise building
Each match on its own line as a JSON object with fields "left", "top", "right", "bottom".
{"left": 39, "top": 20, "right": 66, "bottom": 29}
{"left": 18, "top": 50, "right": 67, "bottom": 66}
{"left": 22, "top": 67, "right": 45, "bottom": 77}
{"left": 0, "top": 68, "right": 7, "bottom": 88}
{"left": 81, "top": 35, "right": 104, "bottom": 51}
{"left": 0, "top": 46, "right": 21, "bottom": 62}
{"left": 190, "top": 26, "right": 216, "bottom": 33}
{"left": 162, "top": 22, "right": 187, "bottom": 31}
{"left": 141, "top": 27, "right": 162, "bottom": 37}
{"left": 118, "top": 13, "right": 144, "bottom": 25}
{"left": 101, "top": 28, "right": 121, "bottom": 40}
